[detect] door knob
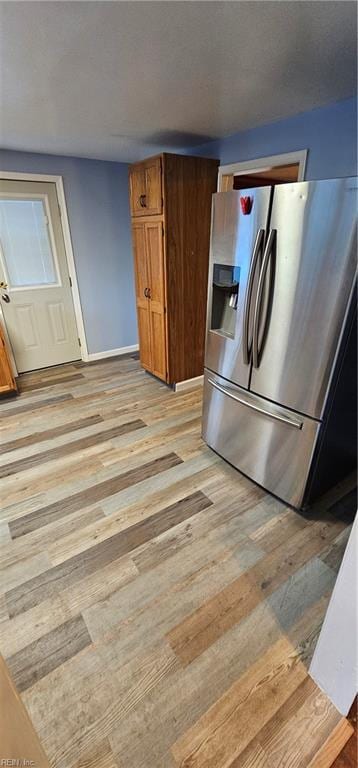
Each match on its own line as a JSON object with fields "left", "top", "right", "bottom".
{"left": 2, "top": 293, "right": 10, "bottom": 303}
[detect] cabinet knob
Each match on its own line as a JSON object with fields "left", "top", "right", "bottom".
{"left": 139, "top": 194, "right": 147, "bottom": 208}
{"left": 1, "top": 293, "right": 10, "bottom": 303}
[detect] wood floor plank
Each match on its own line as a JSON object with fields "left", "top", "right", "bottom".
{"left": 171, "top": 636, "right": 309, "bottom": 767}
{"left": 100, "top": 450, "right": 219, "bottom": 518}
{"left": 99, "top": 414, "right": 201, "bottom": 467}
{"left": 307, "top": 719, "right": 355, "bottom": 768}
{"left": 260, "top": 689, "right": 343, "bottom": 768}
{"left": 75, "top": 738, "right": 119, "bottom": 768}
{"left": 319, "top": 526, "right": 352, "bottom": 574}
{"left": 132, "top": 495, "right": 246, "bottom": 574}
{"left": 8, "top": 451, "right": 183, "bottom": 538}
{"left": 6, "top": 491, "right": 211, "bottom": 617}
{"left": 0, "top": 393, "right": 73, "bottom": 417}
{"left": 2, "top": 454, "right": 106, "bottom": 508}
{"left": 18, "top": 363, "right": 78, "bottom": 382}
{"left": 0, "top": 419, "right": 146, "bottom": 477}
{"left": 0, "top": 557, "right": 138, "bottom": 658}
{"left": 1, "top": 508, "right": 104, "bottom": 573}
{"left": 248, "top": 507, "right": 308, "bottom": 552}
{"left": 0, "top": 521, "right": 11, "bottom": 545}
{"left": 47, "top": 464, "right": 222, "bottom": 567}
{"left": 227, "top": 678, "right": 317, "bottom": 766}
{"left": 228, "top": 741, "right": 269, "bottom": 768}
{"left": 18, "top": 372, "right": 85, "bottom": 392}
{"left": 166, "top": 518, "right": 346, "bottom": 666}
{"left": 1, "top": 436, "right": 196, "bottom": 525}
{"left": 0, "top": 595, "right": 9, "bottom": 622}
{"left": 6, "top": 615, "right": 92, "bottom": 693}
{"left": 0, "top": 550, "right": 51, "bottom": 593}
{"left": 0, "top": 414, "right": 104, "bottom": 455}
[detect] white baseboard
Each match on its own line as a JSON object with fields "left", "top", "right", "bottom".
{"left": 174, "top": 375, "right": 204, "bottom": 392}
{"left": 86, "top": 344, "right": 139, "bottom": 362}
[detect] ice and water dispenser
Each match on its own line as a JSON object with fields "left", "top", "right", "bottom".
{"left": 211, "top": 264, "right": 240, "bottom": 339}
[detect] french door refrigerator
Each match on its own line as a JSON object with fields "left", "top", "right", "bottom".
{"left": 202, "top": 178, "right": 357, "bottom": 509}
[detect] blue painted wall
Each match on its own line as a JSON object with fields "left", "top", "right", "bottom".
{"left": 192, "top": 97, "right": 357, "bottom": 180}
{"left": 1, "top": 98, "right": 356, "bottom": 356}
{"left": 0, "top": 149, "right": 137, "bottom": 355}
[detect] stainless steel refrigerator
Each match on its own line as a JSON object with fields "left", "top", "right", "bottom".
{"left": 202, "top": 178, "right": 357, "bottom": 509}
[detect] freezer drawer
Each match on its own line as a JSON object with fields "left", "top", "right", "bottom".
{"left": 202, "top": 370, "right": 320, "bottom": 508}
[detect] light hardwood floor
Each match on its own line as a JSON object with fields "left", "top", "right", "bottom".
{"left": 0, "top": 355, "right": 355, "bottom": 768}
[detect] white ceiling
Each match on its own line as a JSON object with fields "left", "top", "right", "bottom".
{"left": 0, "top": 1, "right": 356, "bottom": 163}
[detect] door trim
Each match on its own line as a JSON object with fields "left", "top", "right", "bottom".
{"left": 0, "top": 172, "right": 88, "bottom": 370}
{"left": 217, "top": 150, "right": 307, "bottom": 191}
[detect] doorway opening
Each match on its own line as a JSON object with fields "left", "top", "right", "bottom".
{"left": 218, "top": 150, "right": 307, "bottom": 192}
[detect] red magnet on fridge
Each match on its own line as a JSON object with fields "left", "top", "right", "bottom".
{"left": 240, "top": 196, "right": 253, "bottom": 215}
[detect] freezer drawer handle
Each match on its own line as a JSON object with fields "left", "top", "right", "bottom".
{"left": 208, "top": 377, "right": 303, "bottom": 430}
{"left": 252, "top": 229, "right": 276, "bottom": 368}
{"left": 242, "top": 228, "right": 265, "bottom": 365}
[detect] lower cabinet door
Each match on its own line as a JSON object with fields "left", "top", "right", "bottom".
{"left": 137, "top": 304, "right": 152, "bottom": 372}
{"left": 132, "top": 220, "right": 167, "bottom": 382}
{"left": 145, "top": 221, "right": 167, "bottom": 382}
{"left": 202, "top": 370, "right": 320, "bottom": 508}
{"left": 132, "top": 222, "right": 152, "bottom": 372}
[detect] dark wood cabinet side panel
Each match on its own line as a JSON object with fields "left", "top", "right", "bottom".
{"left": 164, "top": 154, "right": 219, "bottom": 383}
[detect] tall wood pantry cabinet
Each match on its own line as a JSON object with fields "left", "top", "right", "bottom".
{"left": 129, "top": 153, "right": 219, "bottom": 385}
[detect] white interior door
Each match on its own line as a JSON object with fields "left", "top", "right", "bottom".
{"left": 0, "top": 179, "right": 81, "bottom": 373}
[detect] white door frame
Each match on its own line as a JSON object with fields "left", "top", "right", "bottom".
{"left": 0, "top": 171, "right": 88, "bottom": 372}
{"left": 217, "top": 149, "right": 308, "bottom": 190}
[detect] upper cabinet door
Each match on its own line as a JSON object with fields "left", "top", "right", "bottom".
{"left": 129, "top": 166, "right": 146, "bottom": 217}
{"left": 250, "top": 179, "right": 357, "bottom": 419}
{"left": 143, "top": 157, "right": 162, "bottom": 215}
{"left": 129, "top": 157, "right": 162, "bottom": 217}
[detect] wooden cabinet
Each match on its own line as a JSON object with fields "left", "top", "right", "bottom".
{"left": 129, "top": 153, "right": 219, "bottom": 385}
{"left": 0, "top": 324, "right": 17, "bottom": 395}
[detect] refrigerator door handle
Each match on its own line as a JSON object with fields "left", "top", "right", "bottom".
{"left": 208, "top": 377, "right": 303, "bottom": 429}
{"left": 252, "top": 229, "right": 276, "bottom": 368}
{"left": 242, "top": 228, "right": 265, "bottom": 364}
